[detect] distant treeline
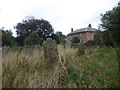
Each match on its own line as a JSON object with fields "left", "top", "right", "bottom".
{"left": 1, "top": 16, "right": 66, "bottom": 47}
{"left": 1, "top": 1, "right": 120, "bottom": 47}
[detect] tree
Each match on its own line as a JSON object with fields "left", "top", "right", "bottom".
{"left": 51, "top": 31, "right": 66, "bottom": 44}
{"left": 101, "top": 2, "right": 120, "bottom": 46}
{"left": 15, "top": 16, "right": 54, "bottom": 46}
{"left": 71, "top": 37, "right": 80, "bottom": 44}
{"left": 24, "top": 31, "right": 43, "bottom": 46}
{"left": 2, "top": 30, "right": 15, "bottom": 46}
{"left": 57, "top": 32, "right": 66, "bottom": 44}
{"left": 51, "top": 34, "right": 60, "bottom": 44}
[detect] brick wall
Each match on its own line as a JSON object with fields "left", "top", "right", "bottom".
{"left": 67, "top": 31, "right": 95, "bottom": 43}
{"left": 86, "top": 32, "right": 95, "bottom": 41}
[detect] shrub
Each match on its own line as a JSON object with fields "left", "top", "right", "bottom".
{"left": 85, "top": 40, "right": 96, "bottom": 46}
{"left": 71, "top": 37, "right": 80, "bottom": 44}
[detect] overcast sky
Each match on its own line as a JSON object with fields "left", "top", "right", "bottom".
{"left": 0, "top": 0, "right": 119, "bottom": 36}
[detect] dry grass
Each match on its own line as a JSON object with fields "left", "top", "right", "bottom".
{"left": 3, "top": 47, "right": 45, "bottom": 88}
{"left": 2, "top": 45, "right": 119, "bottom": 88}
{"left": 2, "top": 46, "right": 65, "bottom": 88}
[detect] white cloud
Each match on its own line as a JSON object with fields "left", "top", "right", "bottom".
{"left": 0, "top": 0, "right": 119, "bottom": 36}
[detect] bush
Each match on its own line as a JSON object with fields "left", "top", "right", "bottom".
{"left": 71, "top": 37, "right": 80, "bottom": 44}
{"left": 85, "top": 40, "right": 96, "bottom": 46}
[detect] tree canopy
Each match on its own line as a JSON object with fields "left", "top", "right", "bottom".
{"left": 51, "top": 31, "right": 66, "bottom": 44}
{"left": 24, "top": 31, "right": 43, "bottom": 46}
{"left": 15, "top": 16, "right": 54, "bottom": 46}
{"left": 93, "top": 30, "right": 104, "bottom": 45}
{"left": 2, "top": 30, "right": 15, "bottom": 47}
{"left": 101, "top": 2, "right": 120, "bottom": 46}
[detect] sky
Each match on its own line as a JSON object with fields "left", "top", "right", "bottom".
{"left": 0, "top": 0, "right": 119, "bottom": 36}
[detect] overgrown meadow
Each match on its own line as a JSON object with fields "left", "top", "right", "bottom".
{"left": 2, "top": 45, "right": 119, "bottom": 88}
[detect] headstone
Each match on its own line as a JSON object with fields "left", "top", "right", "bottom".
{"left": 42, "top": 38, "right": 59, "bottom": 63}
{"left": 77, "top": 42, "right": 85, "bottom": 55}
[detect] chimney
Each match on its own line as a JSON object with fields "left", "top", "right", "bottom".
{"left": 88, "top": 24, "right": 92, "bottom": 28}
{"left": 71, "top": 28, "right": 73, "bottom": 32}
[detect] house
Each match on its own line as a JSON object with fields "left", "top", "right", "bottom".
{"left": 66, "top": 24, "right": 98, "bottom": 43}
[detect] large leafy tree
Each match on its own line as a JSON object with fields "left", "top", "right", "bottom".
{"left": 101, "top": 2, "right": 120, "bottom": 46}
{"left": 15, "top": 16, "right": 54, "bottom": 46}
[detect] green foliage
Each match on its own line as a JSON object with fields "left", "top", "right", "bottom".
{"left": 93, "top": 31, "right": 103, "bottom": 45}
{"left": 3, "top": 45, "right": 119, "bottom": 88}
{"left": 51, "top": 34, "right": 60, "bottom": 44}
{"left": 56, "top": 31, "right": 66, "bottom": 44}
{"left": 85, "top": 40, "right": 96, "bottom": 46}
{"left": 102, "top": 30, "right": 114, "bottom": 46}
{"left": 93, "top": 30, "right": 116, "bottom": 47}
{"left": 116, "top": 48, "right": 120, "bottom": 61}
{"left": 71, "top": 37, "right": 80, "bottom": 44}
{"left": 60, "top": 75, "right": 69, "bottom": 86}
{"left": 24, "top": 31, "right": 43, "bottom": 46}
{"left": 2, "top": 30, "right": 15, "bottom": 46}
{"left": 60, "top": 64, "right": 81, "bottom": 87}
{"left": 51, "top": 32, "right": 66, "bottom": 44}
{"left": 15, "top": 16, "right": 54, "bottom": 46}
{"left": 101, "top": 2, "right": 120, "bottom": 46}
{"left": 60, "top": 46, "right": 119, "bottom": 88}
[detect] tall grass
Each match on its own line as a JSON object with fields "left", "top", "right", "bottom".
{"left": 2, "top": 47, "right": 45, "bottom": 88}
{"left": 58, "top": 45, "right": 119, "bottom": 88}
{"left": 2, "top": 45, "right": 119, "bottom": 88}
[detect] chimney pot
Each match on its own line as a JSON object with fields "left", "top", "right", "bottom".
{"left": 88, "top": 24, "right": 92, "bottom": 28}
{"left": 71, "top": 28, "right": 73, "bottom": 32}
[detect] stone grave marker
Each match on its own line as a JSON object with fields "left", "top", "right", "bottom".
{"left": 77, "top": 42, "right": 85, "bottom": 55}
{"left": 42, "top": 38, "right": 59, "bottom": 63}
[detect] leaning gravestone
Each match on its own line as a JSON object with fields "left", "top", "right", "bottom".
{"left": 77, "top": 42, "right": 85, "bottom": 55}
{"left": 42, "top": 38, "right": 59, "bottom": 63}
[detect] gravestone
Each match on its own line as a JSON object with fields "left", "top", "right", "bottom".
{"left": 77, "top": 42, "right": 85, "bottom": 55}
{"left": 42, "top": 38, "right": 59, "bottom": 63}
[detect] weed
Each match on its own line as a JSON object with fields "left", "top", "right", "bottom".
{"left": 2, "top": 45, "right": 119, "bottom": 88}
